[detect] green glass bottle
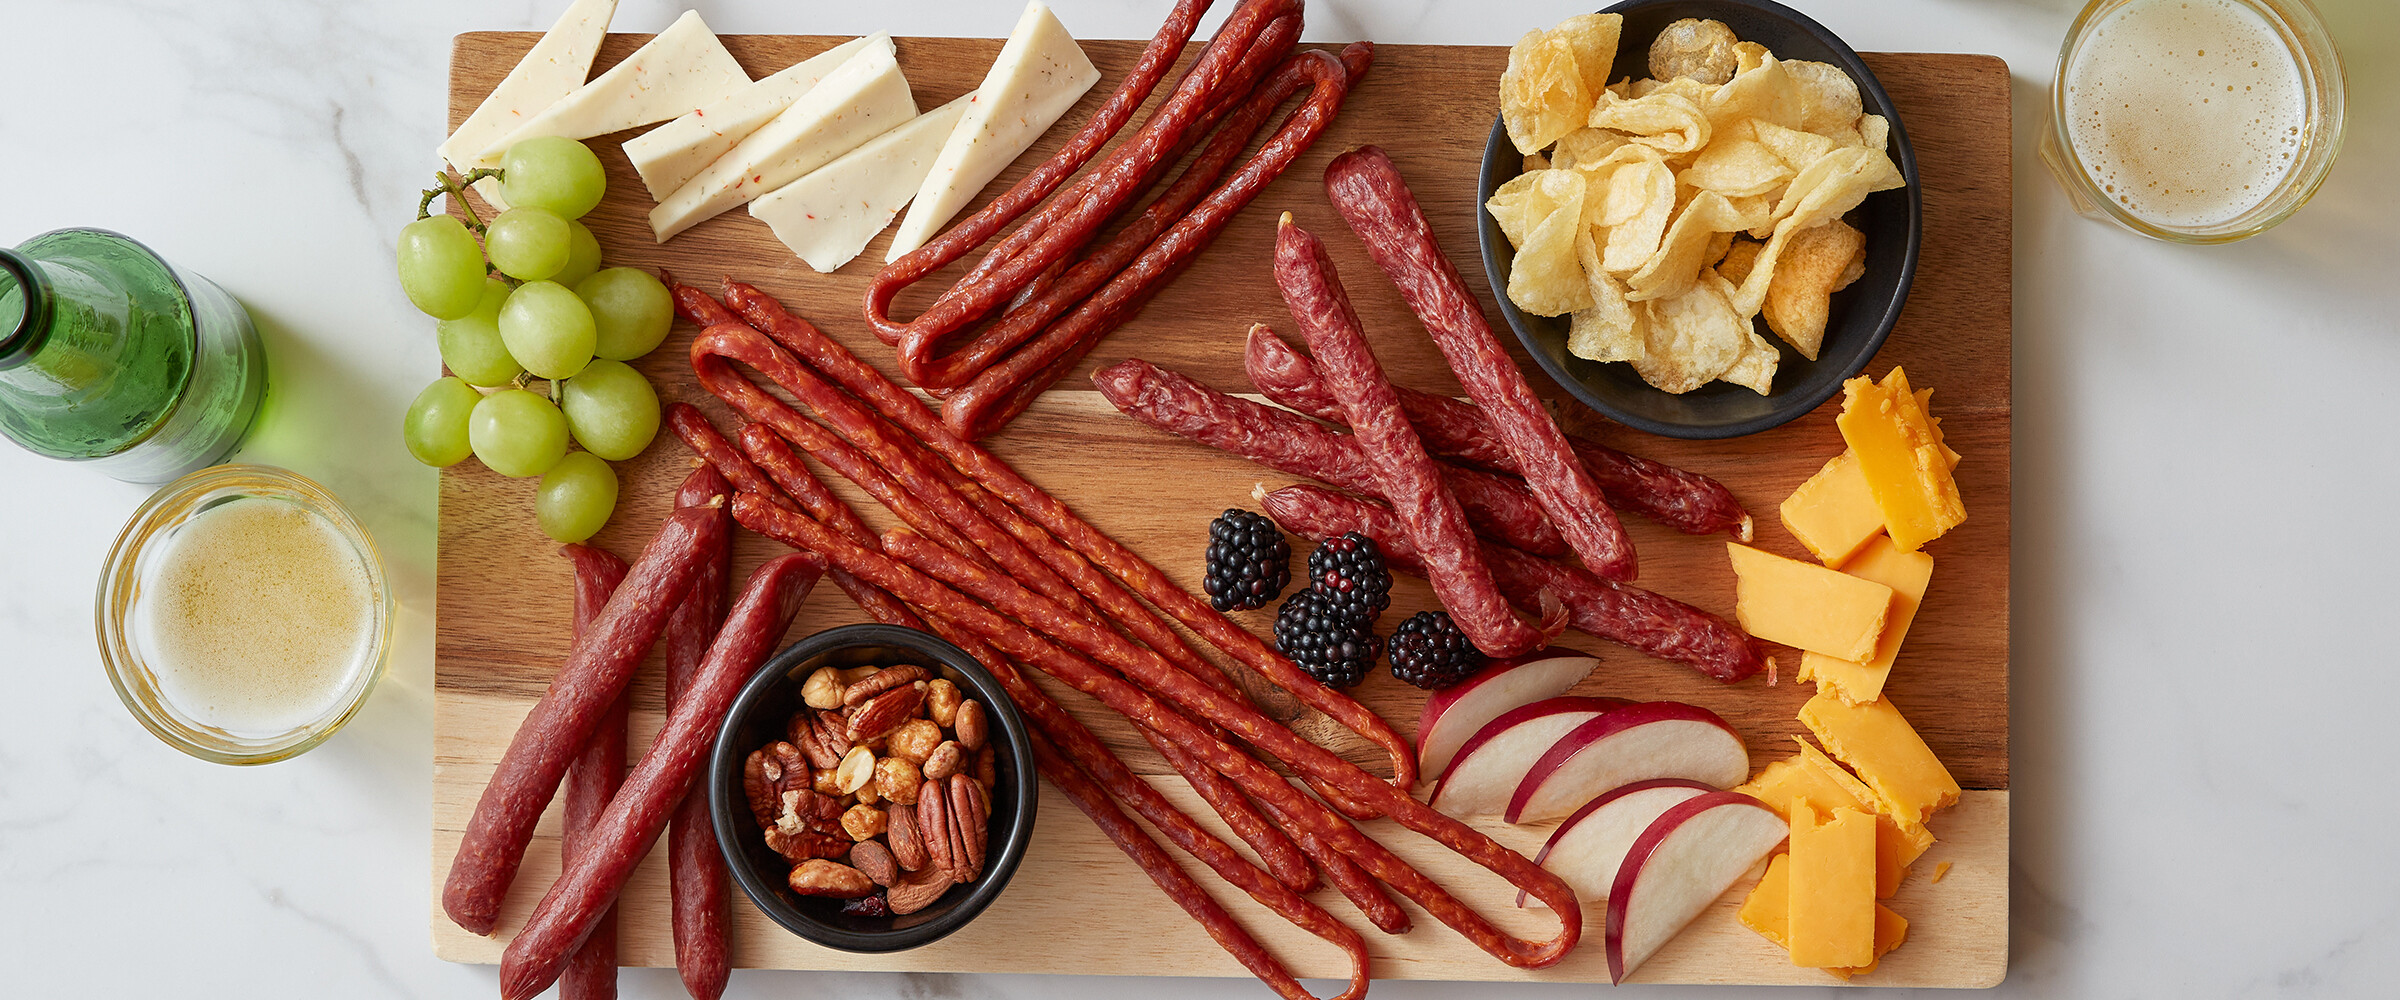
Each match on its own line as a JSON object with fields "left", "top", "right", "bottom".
{"left": 0, "top": 229, "right": 266, "bottom": 482}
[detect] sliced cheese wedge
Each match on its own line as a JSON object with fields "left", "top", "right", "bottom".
{"left": 477, "top": 10, "right": 749, "bottom": 166}
{"left": 884, "top": 0, "right": 1100, "bottom": 260}
{"left": 624, "top": 34, "right": 889, "bottom": 201}
{"left": 438, "top": 0, "right": 618, "bottom": 210}
{"left": 752, "top": 91, "right": 976, "bottom": 272}
{"left": 648, "top": 43, "right": 916, "bottom": 243}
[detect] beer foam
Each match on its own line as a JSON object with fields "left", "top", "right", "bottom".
{"left": 2063, "top": 0, "right": 2308, "bottom": 229}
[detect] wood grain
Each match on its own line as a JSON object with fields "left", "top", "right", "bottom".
{"left": 434, "top": 31, "right": 2010, "bottom": 988}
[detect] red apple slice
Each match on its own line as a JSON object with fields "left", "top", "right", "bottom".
{"left": 1427, "top": 695, "right": 1629, "bottom": 817}
{"left": 1604, "top": 791, "right": 1788, "bottom": 984}
{"left": 1414, "top": 648, "right": 1600, "bottom": 777}
{"left": 1505, "top": 701, "right": 1749, "bottom": 824}
{"left": 1520, "top": 778, "right": 1715, "bottom": 908}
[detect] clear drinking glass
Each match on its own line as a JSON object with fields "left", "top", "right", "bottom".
{"left": 2039, "top": 0, "right": 2346, "bottom": 244}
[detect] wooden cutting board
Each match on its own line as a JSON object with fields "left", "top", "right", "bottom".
{"left": 433, "top": 30, "right": 2010, "bottom": 989}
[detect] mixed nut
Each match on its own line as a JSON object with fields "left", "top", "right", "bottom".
{"left": 745, "top": 663, "right": 998, "bottom": 916}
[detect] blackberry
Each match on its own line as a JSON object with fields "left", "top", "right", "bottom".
{"left": 1202, "top": 509, "right": 1291, "bottom": 612}
{"left": 1387, "top": 611, "right": 1486, "bottom": 690}
{"left": 1274, "top": 589, "right": 1381, "bottom": 689}
{"left": 1306, "top": 531, "right": 1392, "bottom": 624}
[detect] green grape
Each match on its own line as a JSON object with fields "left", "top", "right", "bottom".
{"left": 577, "top": 267, "right": 674, "bottom": 360}
{"left": 436, "top": 278, "right": 524, "bottom": 386}
{"left": 403, "top": 377, "right": 481, "bottom": 467}
{"left": 468, "top": 388, "right": 569, "bottom": 478}
{"left": 559, "top": 359, "right": 661, "bottom": 461}
{"left": 397, "top": 215, "right": 486, "bottom": 319}
{"left": 485, "top": 207, "right": 572, "bottom": 281}
{"left": 501, "top": 137, "right": 608, "bottom": 220}
{"left": 536, "top": 451, "right": 619, "bottom": 543}
{"left": 552, "top": 220, "right": 603, "bottom": 288}
{"left": 497, "top": 280, "right": 597, "bottom": 380}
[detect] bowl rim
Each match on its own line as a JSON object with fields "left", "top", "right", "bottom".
{"left": 709, "top": 622, "right": 1038, "bottom": 952}
{"left": 1476, "top": 0, "right": 1923, "bottom": 440}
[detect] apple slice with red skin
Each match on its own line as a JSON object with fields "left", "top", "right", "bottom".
{"left": 1505, "top": 701, "right": 1749, "bottom": 824}
{"left": 1414, "top": 648, "right": 1600, "bottom": 777}
{"left": 1604, "top": 790, "right": 1788, "bottom": 984}
{"left": 1518, "top": 778, "right": 1716, "bottom": 908}
{"left": 1428, "top": 695, "right": 1630, "bottom": 817}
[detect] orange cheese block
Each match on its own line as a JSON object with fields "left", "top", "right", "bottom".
{"left": 1781, "top": 408, "right": 1959, "bottom": 568}
{"left": 1734, "top": 737, "right": 1932, "bottom": 897}
{"left": 1739, "top": 853, "right": 1909, "bottom": 979}
{"left": 1836, "top": 367, "right": 1964, "bottom": 551}
{"left": 1787, "top": 806, "right": 1878, "bottom": 968}
{"left": 1726, "top": 542, "right": 1893, "bottom": 662}
{"left": 1799, "top": 691, "right": 1962, "bottom": 828}
{"left": 1797, "top": 536, "right": 1935, "bottom": 706}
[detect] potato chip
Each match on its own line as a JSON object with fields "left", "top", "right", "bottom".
{"left": 1706, "top": 52, "right": 1804, "bottom": 133}
{"left": 1483, "top": 170, "right": 1546, "bottom": 248}
{"left": 1589, "top": 90, "right": 1712, "bottom": 156}
{"left": 1704, "top": 230, "right": 1735, "bottom": 269}
{"left": 1627, "top": 190, "right": 1751, "bottom": 301}
{"left": 1858, "top": 113, "right": 1890, "bottom": 152}
{"left": 1503, "top": 170, "right": 1593, "bottom": 317}
{"left": 1681, "top": 137, "right": 1794, "bottom": 197}
{"left": 1749, "top": 120, "right": 1840, "bottom": 174}
{"left": 1552, "top": 128, "right": 1627, "bottom": 171}
{"left": 1783, "top": 60, "right": 1865, "bottom": 138}
{"left": 1598, "top": 158, "right": 1675, "bottom": 272}
{"left": 1647, "top": 18, "right": 1739, "bottom": 85}
{"left": 1727, "top": 193, "right": 1775, "bottom": 233}
{"left": 1772, "top": 145, "right": 1905, "bottom": 231}
{"left": 1523, "top": 153, "right": 1551, "bottom": 172}
{"left": 1838, "top": 239, "right": 1867, "bottom": 287}
{"left": 1717, "top": 326, "right": 1782, "bottom": 395}
{"left": 1761, "top": 219, "right": 1866, "bottom": 360}
{"left": 1630, "top": 270, "right": 1746, "bottom": 393}
{"left": 1550, "top": 13, "right": 1623, "bottom": 99}
{"left": 1567, "top": 231, "right": 1644, "bottom": 363}
{"left": 1502, "top": 31, "right": 1594, "bottom": 154}
{"left": 1733, "top": 41, "right": 1770, "bottom": 75}
{"left": 1717, "top": 238, "right": 1764, "bottom": 285}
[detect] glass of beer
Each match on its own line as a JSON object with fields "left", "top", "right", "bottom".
{"left": 2041, "top": 0, "right": 2346, "bottom": 244}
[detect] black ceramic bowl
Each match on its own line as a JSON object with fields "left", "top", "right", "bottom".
{"left": 708, "top": 623, "right": 1037, "bottom": 952}
{"left": 1478, "top": 0, "right": 1921, "bottom": 439}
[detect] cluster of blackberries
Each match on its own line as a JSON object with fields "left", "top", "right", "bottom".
{"left": 1203, "top": 513, "right": 1482, "bottom": 690}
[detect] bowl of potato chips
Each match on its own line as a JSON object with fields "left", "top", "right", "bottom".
{"left": 1478, "top": 0, "right": 1920, "bottom": 439}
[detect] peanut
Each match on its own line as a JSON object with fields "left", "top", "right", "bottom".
{"left": 835, "top": 746, "right": 876, "bottom": 795}
{"left": 887, "top": 719, "right": 943, "bottom": 763}
{"left": 925, "top": 678, "right": 963, "bottom": 727}
{"left": 875, "top": 755, "right": 923, "bottom": 805}
{"left": 841, "top": 803, "right": 888, "bottom": 842}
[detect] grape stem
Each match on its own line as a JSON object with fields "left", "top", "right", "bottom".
{"left": 416, "top": 168, "right": 504, "bottom": 231}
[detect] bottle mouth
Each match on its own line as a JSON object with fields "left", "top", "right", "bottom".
{"left": 1, "top": 248, "right": 47, "bottom": 369}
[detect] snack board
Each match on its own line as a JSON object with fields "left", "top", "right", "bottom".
{"left": 433, "top": 31, "right": 2009, "bottom": 987}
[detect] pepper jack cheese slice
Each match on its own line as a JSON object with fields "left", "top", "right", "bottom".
{"left": 1836, "top": 367, "right": 1964, "bottom": 551}
{"left": 885, "top": 0, "right": 1101, "bottom": 260}
{"left": 751, "top": 91, "right": 977, "bottom": 272}
{"left": 1799, "top": 691, "right": 1961, "bottom": 828}
{"left": 1797, "top": 536, "right": 1934, "bottom": 706}
{"left": 1787, "top": 806, "right": 1877, "bottom": 968}
{"left": 648, "top": 43, "right": 917, "bottom": 243}
{"left": 1782, "top": 389, "right": 1960, "bottom": 567}
{"left": 438, "top": 0, "right": 619, "bottom": 209}
{"left": 1739, "top": 853, "right": 1908, "bottom": 978}
{"left": 1735, "top": 737, "right": 1931, "bottom": 897}
{"left": 623, "top": 34, "right": 888, "bottom": 201}
{"left": 479, "top": 10, "right": 750, "bottom": 166}
{"left": 1727, "top": 542, "right": 1892, "bottom": 662}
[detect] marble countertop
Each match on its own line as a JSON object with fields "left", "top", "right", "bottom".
{"left": 5, "top": 0, "right": 2397, "bottom": 996}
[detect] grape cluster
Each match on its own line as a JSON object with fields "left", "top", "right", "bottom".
{"left": 398, "top": 137, "right": 673, "bottom": 543}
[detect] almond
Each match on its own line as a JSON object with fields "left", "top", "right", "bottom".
{"left": 846, "top": 684, "right": 926, "bottom": 743}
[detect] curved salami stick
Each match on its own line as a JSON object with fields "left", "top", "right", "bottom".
{"left": 1260, "top": 484, "right": 1767, "bottom": 683}
{"left": 1275, "top": 217, "right": 1552, "bottom": 657}
{"left": 500, "top": 553, "right": 825, "bottom": 1000}
{"left": 1324, "top": 146, "right": 1640, "bottom": 581}
{"left": 1244, "top": 326, "right": 1754, "bottom": 539}
{"left": 663, "top": 469, "right": 733, "bottom": 1000}
{"left": 560, "top": 544, "right": 628, "bottom": 1000}
{"left": 443, "top": 504, "right": 726, "bottom": 936}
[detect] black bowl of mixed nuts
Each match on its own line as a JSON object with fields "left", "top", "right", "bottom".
{"left": 708, "top": 623, "right": 1037, "bottom": 951}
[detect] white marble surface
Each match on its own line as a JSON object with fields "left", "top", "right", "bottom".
{"left": 3, "top": 0, "right": 2396, "bottom": 995}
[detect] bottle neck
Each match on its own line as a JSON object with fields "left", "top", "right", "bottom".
{"left": 0, "top": 247, "right": 52, "bottom": 370}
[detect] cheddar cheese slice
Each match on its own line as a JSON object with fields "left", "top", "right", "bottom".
{"left": 1797, "top": 536, "right": 1934, "bottom": 706}
{"left": 1727, "top": 542, "right": 1892, "bottom": 662}
{"left": 1799, "top": 691, "right": 1961, "bottom": 828}
{"left": 1734, "top": 737, "right": 1931, "bottom": 897}
{"left": 1781, "top": 451, "right": 1885, "bottom": 567}
{"left": 1740, "top": 854, "right": 1908, "bottom": 979}
{"left": 1788, "top": 806, "right": 1877, "bottom": 968}
{"left": 1835, "top": 366, "right": 1964, "bottom": 551}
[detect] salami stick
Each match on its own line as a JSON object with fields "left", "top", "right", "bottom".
{"left": 714, "top": 284, "right": 1416, "bottom": 793}
{"left": 1260, "top": 484, "right": 1768, "bottom": 682}
{"left": 1244, "top": 326, "right": 1754, "bottom": 539}
{"left": 731, "top": 497, "right": 1580, "bottom": 968}
{"left": 443, "top": 505, "right": 726, "bottom": 936}
{"left": 560, "top": 545, "right": 629, "bottom": 1000}
{"left": 1324, "top": 145, "right": 1639, "bottom": 581}
{"left": 663, "top": 469, "right": 733, "bottom": 1000}
{"left": 500, "top": 553, "right": 825, "bottom": 1000}
{"left": 1275, "top": 217, "right": 1551, "bottom": 657}
{"left": 1093, "top": 357, "right": 1568, "bottom": 556}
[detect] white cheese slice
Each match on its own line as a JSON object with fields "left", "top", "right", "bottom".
{"left": 751, "top": 91, "right": 976, "bottom": 273}
{"left": 623, "top": 34, "right": 890, "bottom": 202}
{"left": 476, "top": 10, "right": 749, "bottom": 166}
{"left": 647, "top": 43, "right": 917, "bottom": 243}
{"left": 884, "top": 0, "right": 1099, "bottom": 261}
{"left": 439, "top": 0, "right": 618, "bottom": 210}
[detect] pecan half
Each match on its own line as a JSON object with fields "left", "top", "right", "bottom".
{"left": 762, "top": 788, "right": 849, "bottom": 862}
{"left": 849, "top": 840, "right": 898, "bottom": 887}
{"left": 886, "top": 866, "right": 955, "bottom": 915}
{"left": 846, "top": 684, "right": 926, "bottom": 743}
{"left": 745, "top": 742, "right": 812, "bottom": 831}
{"left": 887, "top": 802, "right": 928, "bottom": 872}
{"left": 788, "top": 859, "right": 874, "bottom": 898}
{"left": 948, "top": 773, "right": 986, "bottom": 883}
{"left": 843, "top": 664, "right": 930, "bottom": 707}
{"left": 916, "top": 779, "right": 956, "bottom": 878}
{"left": 792, "top": 711, "right": 851, "bottom": 770}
